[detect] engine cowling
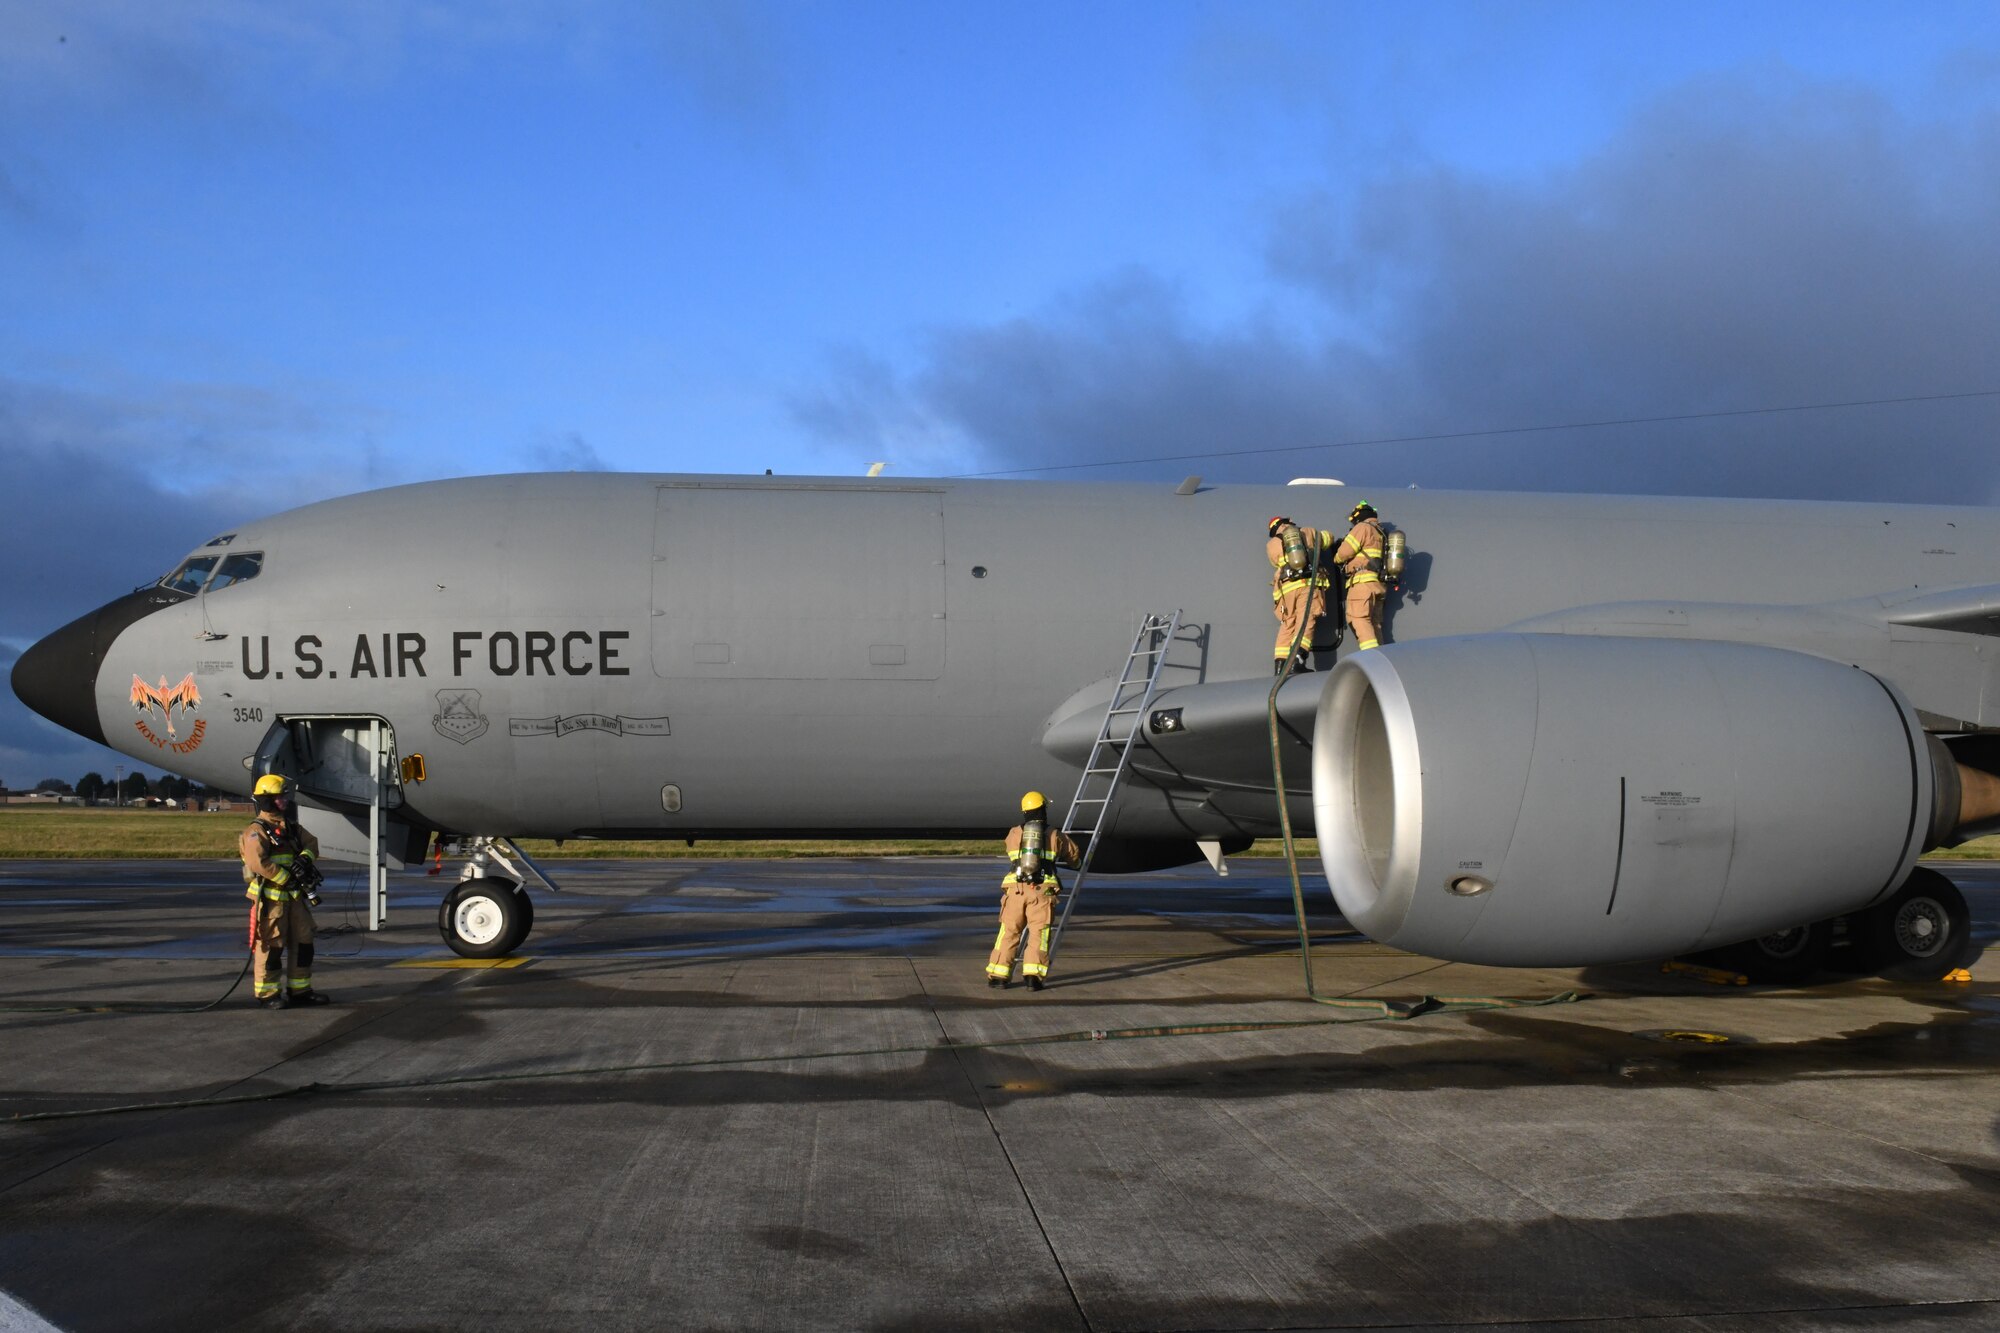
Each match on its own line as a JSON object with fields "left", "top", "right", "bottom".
{"left": 1310, "top": 634, "right": 1941, "bottom": 966}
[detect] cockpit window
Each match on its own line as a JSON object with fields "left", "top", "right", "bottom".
{"left": 207, "top": 552, "right": 263, "bottom": 591}
{"left": 160, "top": 556, "right": 219, "bottom": 595}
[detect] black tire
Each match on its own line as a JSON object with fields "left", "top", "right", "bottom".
{"left": 439, "top": 878, "right": 532, "bottom": 959}
{"left": 1853, "top": 867, "right": 1975, "bottom": 982}
{"left": 1710, "top": 920, "right": 1833, "bottom": 985}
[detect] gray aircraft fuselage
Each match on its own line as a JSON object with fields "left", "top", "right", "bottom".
{"left": 14, "top": 472, "right": 2000, "bottom": 850}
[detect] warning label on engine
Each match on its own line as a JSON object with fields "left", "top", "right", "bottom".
{"left": 1640, "top": 791, "right": 1702, "bottom": 808}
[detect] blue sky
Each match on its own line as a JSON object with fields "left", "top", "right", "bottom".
{"left": 6, "top": 0, "right": 2000, "bottom": 783}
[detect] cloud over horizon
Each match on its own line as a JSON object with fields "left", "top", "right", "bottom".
{"left": 793, "top": 72, "right": 2000, "bottom": 504}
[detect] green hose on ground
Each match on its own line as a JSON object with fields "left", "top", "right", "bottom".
{"left": 1264, "top": 539, "right": 1581, "bottom": 1016}
{"left": 0, "top": 952, "right": 252, "bottom": 1015}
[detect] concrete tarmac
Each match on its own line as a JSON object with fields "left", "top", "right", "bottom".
{"left": 0, "top": 856, "right": 1996, "bottom": 1332}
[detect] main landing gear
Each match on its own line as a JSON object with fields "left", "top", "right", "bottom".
{"left": 1851, "top": 866, "right": 1975, "bottom": 982}
{"left": 1700, "top": 866, "right": 1975, "bottom": 984}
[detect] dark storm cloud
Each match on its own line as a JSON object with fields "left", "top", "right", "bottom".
{"left": 0, "top": 377, "right": 297, "bottom": 785}
{"left": 793, "top": 75, "right": 2000, "bottom": 503}
{"left": 0, "top": 444, "right": 248, "bottom": 789}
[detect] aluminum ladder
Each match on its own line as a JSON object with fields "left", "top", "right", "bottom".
{"left": 1044, "top": 610, "right": 1184, "bottom": 970}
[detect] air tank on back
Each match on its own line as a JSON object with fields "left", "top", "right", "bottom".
{"left": 1381, "top": 529, "right": 1407, "bottom": 587}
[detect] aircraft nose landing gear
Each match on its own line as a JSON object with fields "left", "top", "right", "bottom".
{"left": 434, "top": 837, "right": 556, "bottom": 958}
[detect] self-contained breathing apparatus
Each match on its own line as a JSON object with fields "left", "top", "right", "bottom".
{"left": 1278, "top": 521, "right": 1309, "bottom": 580}
{"left": 1343, "top": 502, "right": 1408, "bottom": 591}
{"left": 250, "top": 775, "right": 321, "bottom": 906}
{"left": 1016, "top": 817, "right": 1048, "bottom": 886}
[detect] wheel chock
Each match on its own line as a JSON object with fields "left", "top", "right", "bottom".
{"left": 1661, "top": 960, "right": 1748, "bottom": 986}
{"left": 1942, "top": 968, "right": 1973, "bottom": 983}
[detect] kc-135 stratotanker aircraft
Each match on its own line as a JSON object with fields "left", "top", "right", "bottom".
{"left": 13, "top": 472, "right": 2000, "bottom": 979}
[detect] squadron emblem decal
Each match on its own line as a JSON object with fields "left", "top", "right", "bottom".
{"left": 130, "top": 673, "right": 207, "bottom": 754}
{"left": 432, "top": 689, "right": 489, "bottom": 745}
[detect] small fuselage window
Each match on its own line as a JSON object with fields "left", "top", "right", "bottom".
{"left": 207, "top": 552, "right": 263, "bottom": 591}
{"left": 161, "top": 556, "right": 219, "bottom": 595}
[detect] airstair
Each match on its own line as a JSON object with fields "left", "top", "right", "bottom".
{"left": 1044, "top": 610, "right": 1184, "bottom": 970}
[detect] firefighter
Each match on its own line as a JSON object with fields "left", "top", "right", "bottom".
{"left": 1266, "top": 515, "right": 1336, "bottom": 675}
{"left": 1333, "top": 500, "right": 1388, "bottom": 650}
{"left": 239, "top": 774, "right": 329, "bottom": 1008}
{"left": 985, "top": 791, "right": 1081, "bottom": 992}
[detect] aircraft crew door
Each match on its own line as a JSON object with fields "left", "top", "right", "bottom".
{"left": 650, "top": 482, "right": 946, "bottom": 680}
{"left": 253, "top": 717, "right": 429, "bottom": 929}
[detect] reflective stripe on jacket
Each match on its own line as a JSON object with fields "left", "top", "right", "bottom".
{"left": 1334, "top": 518, "right": 1384, "bottom": 584}
{"left": 239, "top": 816, "right": 321, "bottom": 902}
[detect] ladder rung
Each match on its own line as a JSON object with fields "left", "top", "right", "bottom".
{"left": 1054, "top": 609, "right": 1182, "bottom": 969}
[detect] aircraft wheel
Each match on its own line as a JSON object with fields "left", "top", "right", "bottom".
{"left": 1710, "top": 920, "right": 1832, "bottom": 984}
{"left": 1855, "top": 867, "right": 1974, "bottom": 982}
{"left": 440, "top": 878, "right": 531, "bottom": 959}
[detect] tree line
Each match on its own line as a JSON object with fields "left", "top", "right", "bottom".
{"left": 20, "top": 773, "right": 232, "bottom": 805}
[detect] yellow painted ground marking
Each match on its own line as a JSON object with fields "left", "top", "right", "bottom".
{"left": 391, "top": 957, "right": 532, "bottom": 970}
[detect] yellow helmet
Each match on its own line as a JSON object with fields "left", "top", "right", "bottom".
{"left": 1020, "top": 791, "right": 1047, "bottom": 814}
{"left": 252, "top": 774, "right": 291, "bottom": 797}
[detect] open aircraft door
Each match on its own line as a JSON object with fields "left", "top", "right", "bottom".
{"left": 253, "top": 716, "right": 430, "bottom": 929}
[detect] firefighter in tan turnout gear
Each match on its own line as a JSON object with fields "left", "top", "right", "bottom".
{"left": 1333, "top": 500, "right": 1388, "bottom": 650}
{"left": 239, "top": 774, "right": 330, "bottom": 1008}
{"left": 1266, "top": 515, "right": 1336, "bottom": 674}
{"left": 986, "top": 791, "right": 1082, "bottom": 992}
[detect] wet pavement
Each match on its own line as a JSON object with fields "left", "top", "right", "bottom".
{"left": 0, "top": 856, "right": 1996, "bottom": 1332}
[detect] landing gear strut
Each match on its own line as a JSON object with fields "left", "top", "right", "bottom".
{"left": 434, "top": 836, "right": 558, "bottom": 958}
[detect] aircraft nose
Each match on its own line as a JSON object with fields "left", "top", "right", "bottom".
{"left": 11, "top": 609, "right": 109, "bottom": 745}
{"left": 12, "top": 584, "right": 192, "bottom": 745}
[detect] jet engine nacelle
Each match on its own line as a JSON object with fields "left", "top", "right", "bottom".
{"left": 1311, "top": 634, "right": 1942, "bottom": 966}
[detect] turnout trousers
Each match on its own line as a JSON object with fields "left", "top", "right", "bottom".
{"left": 250, "top": 898, "right": 316, "bottom": 999}
{"left": 1345, "top": 581, "right": 1387, "bottom": 650}
{"left": 1272, "top": 582, "right": 1330, "bottom": 660}
{"left": 986, "top": 882, "right": 1056, "bottom": 980}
